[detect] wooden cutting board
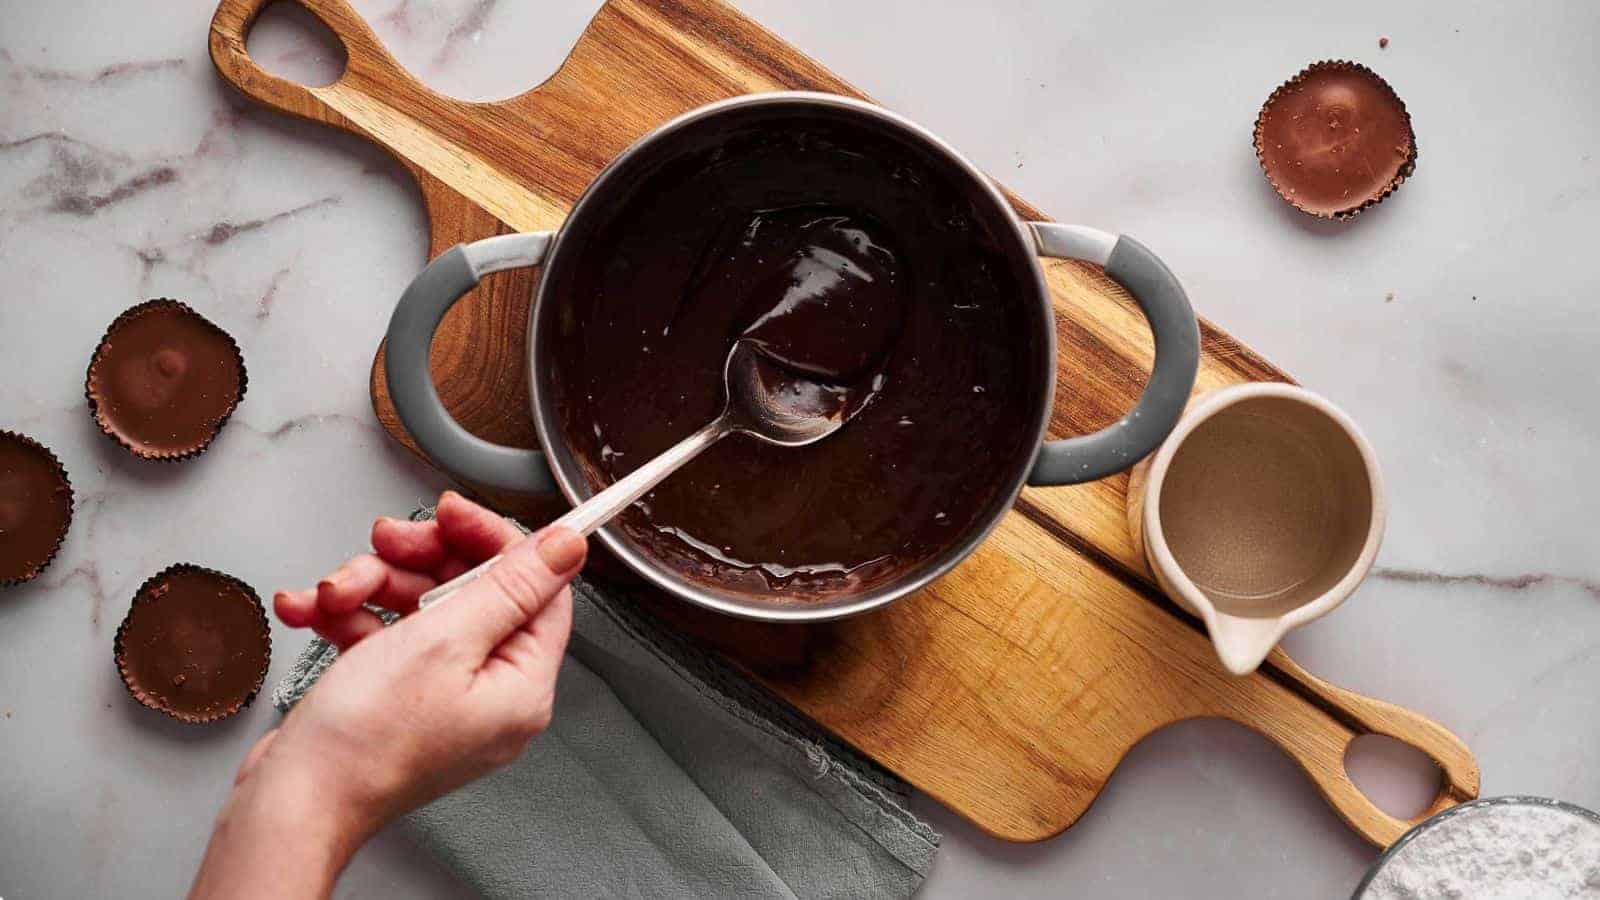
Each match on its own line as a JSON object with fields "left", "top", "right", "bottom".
{"left": 210, "top": 0, "right": 1479, "bottom": 846}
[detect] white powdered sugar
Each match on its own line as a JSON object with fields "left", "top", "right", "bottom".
{"left": 1362, "top": 800, "right": 1600, "bottom": 900}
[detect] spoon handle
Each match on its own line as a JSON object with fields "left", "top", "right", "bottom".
{"left": 418, "top": 418, "right": 730, "bottom": 609}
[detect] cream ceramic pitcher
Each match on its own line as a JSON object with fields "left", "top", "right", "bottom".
{"left": 1127, "top": 383, "right": 1386, "bottom": 675}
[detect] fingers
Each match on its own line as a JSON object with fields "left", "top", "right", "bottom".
{"left": 275, "top": 567, "right": 411, "bottom": 651}
{"left": 435, "top": 558, "right": 470, "bottom": 583}
{"left": 371, "top": 519, "right": 470, "bottom": 582}
{"left": 318, "top": 554, "right": 437, "bottom": 616}
{"left": 277, "top": 586, "right": 388, "bottom": 650}
{"left": 434, "top": 491, "right": 526, "bottom": 562}
{"left": 275, "top": 492, "right": 533, "bottom": 653}
{"left": 273, "top": 587, "right": 320, "bottom": 628}
{"left": 313, "top": 607, "right": 386, "bottom": 650}
{"left": 370, "top": 516, "right": 450, "bottom": 572}
{"left": 371, "top": 494, "right": 523, "bottom": 574}
{"left": 429, "top": 526, "right": 586, "bottom": 656}
{"left": 274, "top": 548, "right": 438, "bottom": 650}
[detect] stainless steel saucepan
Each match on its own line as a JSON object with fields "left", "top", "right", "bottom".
{"left": 385, "top": 92, "right": 1200, "bottom": 623}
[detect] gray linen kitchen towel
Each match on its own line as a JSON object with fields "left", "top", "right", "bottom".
{"left": 273, "top": 510, "right": 938, "bottom": 899}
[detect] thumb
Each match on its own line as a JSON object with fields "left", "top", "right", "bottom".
{"left": 430, "top": 526, "right": 587, "bottom": 655}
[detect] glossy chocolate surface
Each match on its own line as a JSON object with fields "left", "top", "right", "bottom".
{"left": 545, "top": 116, "right": 1043, "bottom": 600}
{"left": 116, "top": 565, "right": 268, "bottom": 721}
{"left": 88, "top": 301, "right": 244, "bottom": 458}
{"left": 1256, "top": 63, "right": 1415, "bottom": 217}
{"left": 0, "top": 432, "right": 73, "bottom": 584}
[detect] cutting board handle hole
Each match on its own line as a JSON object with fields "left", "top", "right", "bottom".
{"left": 244, "top": 2, "right": 348, "bottom": 89}
{"left": 1343, "top": 733, "right": 1441, "bottom": 821}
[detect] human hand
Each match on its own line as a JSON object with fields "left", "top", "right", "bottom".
{"left": 189, "top": 491, "right": 585, "bottom": 899}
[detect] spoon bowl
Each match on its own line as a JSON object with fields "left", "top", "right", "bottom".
{"left": 417, "top": 339, "right": 867, "bottom": 609}
{"left": 721, "top": 339, "right": 866, "bottom": 447}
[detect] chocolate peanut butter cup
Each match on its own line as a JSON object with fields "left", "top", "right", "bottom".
{"left": 1255, "top": 61, "right": 1417, "bottom": 219}
{"left": 86, "top": 299, "right": 247, "bottom": 460}
{"left": 0, "top": 431, "right": 74, "bottom": 586}
{"left": 114, "top": 564, "right": 270, "bottom": 723}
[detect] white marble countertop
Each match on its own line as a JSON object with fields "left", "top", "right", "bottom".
{"left": 2, "top": 1, "right": 1596, "bottom": 897}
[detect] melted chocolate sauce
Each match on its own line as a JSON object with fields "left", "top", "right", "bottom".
{"left": 727, "top": 208, "right": 905, "bottom": 382}
{"left": 546, "top": 118, "right": 1042, "bottom": 600}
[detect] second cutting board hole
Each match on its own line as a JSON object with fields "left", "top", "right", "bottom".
{"left": 1344, "top": 733, "right": 1441, "bottom": 821}
{"left": 246, "top": 2, "right": 348, "bottom": 89}
{"left": 357, "top": 0, "right": 605, "bottom": 103}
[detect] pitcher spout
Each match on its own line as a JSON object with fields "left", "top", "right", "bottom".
{"left": 1208, "top": 613, "right": 1286, "bottom": 676}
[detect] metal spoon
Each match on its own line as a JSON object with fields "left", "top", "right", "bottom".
{"left": 418, "top": 340, "right": 866, "bottom": 608}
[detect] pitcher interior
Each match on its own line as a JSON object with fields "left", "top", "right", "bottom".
{"left": 1158, "top": 395, "right": 1375, "bottom": 617}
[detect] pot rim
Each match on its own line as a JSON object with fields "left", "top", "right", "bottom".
{"left": 526, "top": 91, "right": 1057, "bottom": 623}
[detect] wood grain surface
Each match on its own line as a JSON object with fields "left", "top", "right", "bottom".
{"left": 209, "top": 0, "right": 1479, "bottom": 845}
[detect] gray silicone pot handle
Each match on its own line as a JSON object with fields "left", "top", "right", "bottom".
{"left": 385, "top": 232, "right": 557, "bottom": 493}
{"left": 1027, "top": 223, "right": 1200, "bottom": 486}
